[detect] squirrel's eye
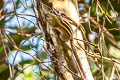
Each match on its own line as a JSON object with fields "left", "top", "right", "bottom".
{"left": 46, "top": 14, "right": 50, "bottom": 18}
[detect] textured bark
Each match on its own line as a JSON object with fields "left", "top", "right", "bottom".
{"left": 0, "top": 0, "right": 4, "bottom": 16}
{"left": 37, "top": 0, "right": 94, "bottom": 80}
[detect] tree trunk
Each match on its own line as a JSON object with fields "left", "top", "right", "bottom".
{"left": 36, "top": 0, "right": 94, "bottom": 80}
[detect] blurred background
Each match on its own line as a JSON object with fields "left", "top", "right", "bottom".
{"left": 0, "top": 0, "right": 120, "bottom": 80}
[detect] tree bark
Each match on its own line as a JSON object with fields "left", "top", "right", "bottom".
{"left": 36, "top": 0, "right": 94, "bottom": 80}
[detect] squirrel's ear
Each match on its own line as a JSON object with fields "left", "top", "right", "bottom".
{"left": 49, "top": 2, "right": 53, "bottom": 9}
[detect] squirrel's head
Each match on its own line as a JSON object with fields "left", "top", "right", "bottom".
{"left": 46, "top": 13, "right": 59, "bottom": 27}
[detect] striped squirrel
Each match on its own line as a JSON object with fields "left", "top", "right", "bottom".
{"left": 46, "top": 10, "right": 74, "bottom": 41}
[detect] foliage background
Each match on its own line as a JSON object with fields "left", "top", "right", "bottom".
{"left": 0, "top": 0, "right": 120, "bottom": 80}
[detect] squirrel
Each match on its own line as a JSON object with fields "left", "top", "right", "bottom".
{"left": 46, "top": 12, "right": 73, "bottom": 41}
